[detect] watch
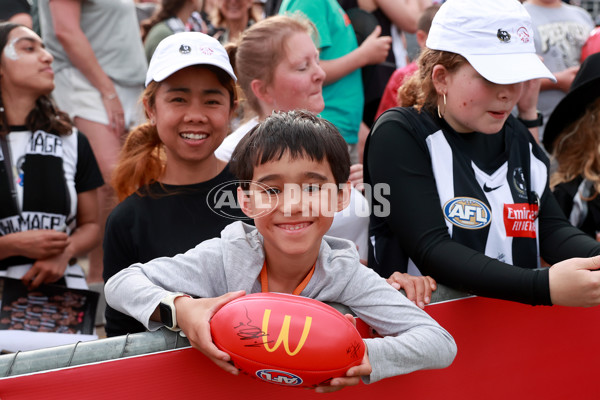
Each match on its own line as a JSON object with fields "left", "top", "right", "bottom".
{"left": 159, "top": 293, "right": 191, "bottom": 331}
{"left": 517, "top": 111, "right": 544, "bottom": 128}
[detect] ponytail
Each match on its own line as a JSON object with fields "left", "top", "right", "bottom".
{"left": 111, "top": 123, "right": 165, "bottom": 201}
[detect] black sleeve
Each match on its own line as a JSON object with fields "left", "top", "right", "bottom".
{"left": 366, "top": 112, "right": 551, "bottom": 305}
{"left": 102, "top": 200, "right": 146, "bottom": 336}
{"left": 538, "top": 184, "right": 600, "bottom": 264}
{"left": 75, "top": 131, "right": 104, "bottom": 193}
{"left": 551, "top": 180, "right": 578, "bottom": 220}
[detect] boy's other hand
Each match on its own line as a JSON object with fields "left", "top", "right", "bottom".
{"left": 387, "top": 272, "right": 437, "bottom": 309}
{"left": 177, "top": 290, "right": 246, "bottom": 375}
{"left": 315, "top": 344, "right": 371, "bottom": 393}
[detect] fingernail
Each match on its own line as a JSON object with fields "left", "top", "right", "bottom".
{"left": 418, "top": 302, "right": 425, "bottom": 309}
{"left": 392, "top": 282, "right": 400, "bottom": 289}
{"left": 425, "top": 297, "right": 430, "bottom": 304}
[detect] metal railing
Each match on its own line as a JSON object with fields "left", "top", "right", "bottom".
{"left": 0, "top": 284, "right": 469, "bottom": 378}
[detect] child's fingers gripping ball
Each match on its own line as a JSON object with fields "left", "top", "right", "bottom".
{"left": 209, "top": 292, "right": 366, "bottom": 388}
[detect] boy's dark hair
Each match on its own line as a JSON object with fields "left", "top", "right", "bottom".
{"left": 230, "top": 110, "right": 351, "bottom": 190}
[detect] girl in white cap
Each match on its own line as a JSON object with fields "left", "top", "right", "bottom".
{"left": 364, "top": 0, "right": 600, "bottom": 308}
{"left": 102, "top": 32, "right": 247, "bottom": 337}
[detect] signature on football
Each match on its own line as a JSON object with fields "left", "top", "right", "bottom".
{"left": 233, "top": 307, "right": 273, "bottom": 347}
{"left": 346, "top": 341, "right": 362, "bottom": 359}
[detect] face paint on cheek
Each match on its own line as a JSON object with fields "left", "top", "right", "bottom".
{"left": 3, "top": 37, "right": 21, "bottom": 61}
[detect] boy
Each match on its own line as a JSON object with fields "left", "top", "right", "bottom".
{"left": 104, "top": 110, "right": 456, "bottom": 392}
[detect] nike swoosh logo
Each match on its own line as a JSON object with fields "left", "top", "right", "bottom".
{"left": 483, "top": 183, "right": 503, "bottom": 192}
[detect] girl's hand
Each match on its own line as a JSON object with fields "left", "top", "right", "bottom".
{"left": 517, "top": 78, "right": 541, "bottom": 119}
{"left": 549, "top": 255, "right": 600, "bottom": 307}
{"left": 176, "top": 291, "right": 246, "bottom": 374}
{"left": 5, "top": 230, "right": 69, "bottom": 260}
{"left": 22, "top": 251, "right": 71, "bottom": 289}
{"left": 101, "top": 93, "right": 126, "bottom": 137}
{"left": 387, "top": 272, "right": 437, "bottom": 309}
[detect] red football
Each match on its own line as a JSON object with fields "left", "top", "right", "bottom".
{"left": 210, "top": 292, "right": 365, "bottom": 388}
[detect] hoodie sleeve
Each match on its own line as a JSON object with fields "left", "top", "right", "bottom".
{"left": 104, "top": 237, "right": 228, "bottom": 331}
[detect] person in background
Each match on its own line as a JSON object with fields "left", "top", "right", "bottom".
{"left": 0, "top": 22, "right": 103, "bottom": 290}
{"left": 211, "top": 0, "right": 262, "bottom": 44}
{"left": 374, "top": 3, "right": 439, "bottom": 120}
{"left": 102, "top": 32, "right": 246, "bottom": 337}
{"left": 544, "top": 53, "right": 600, "bottom": 240}
{"left": 338, "top": 0, "right": 427, "bottom": 128}
{"left": 135, "top": 0, "right": 160, "bottom": 24}
{"left": 104, "top": 110, "right": 457, "bottom": 392}
{"left": 523, "top": 0, "right": 594, "bottom": 144}
{"left": 37, "top": 0, "right": 147, "bottom": 298}
{"left": 142, "top": 0, "right": 215, "bottom": 62}
{"left": 278, "top": 0, "right": 391, "bottom": 164}
{"left": 215, "top": 14, "right": 435, "bottom": 307}
{"left": 364, "top": 0, "right": 600, "bottom": 308}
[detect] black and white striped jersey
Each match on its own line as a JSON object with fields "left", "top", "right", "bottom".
{"left": 364, "top": 107, "right": 600, "bottom": 305}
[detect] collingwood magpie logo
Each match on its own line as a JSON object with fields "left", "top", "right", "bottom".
{"left": 512, "top": 167, "right": 527, "bottom": 199}
{"left": 179, "top": 44, "right": 191, "bottom": 54}
{"left": 443, "top": 197, "right": 491, "bottom": 229}
{"left": 497, "top": 29, "right": 511, "bottom": 43}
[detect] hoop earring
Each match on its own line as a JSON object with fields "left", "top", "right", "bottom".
{"left": 437, "top": 93, "right": 447, "bottom": 119}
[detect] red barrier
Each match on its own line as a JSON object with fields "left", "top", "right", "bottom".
{"left": 1, "top": 296, "right": 599, "bottom": 399}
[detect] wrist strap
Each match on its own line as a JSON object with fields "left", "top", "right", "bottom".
{"left": 518, "top": 112, "right": 544, "bottom": 128}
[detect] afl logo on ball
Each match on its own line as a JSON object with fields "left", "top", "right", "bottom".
{"left": 443, "top": 197, "right": 491, "bottom": 229}
{"left": 256, "top": 369, "right": 303, "bottom": 386}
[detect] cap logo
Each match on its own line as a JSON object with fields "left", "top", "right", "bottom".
{"left": 517, "top": 27, "right": 530, "bottom": 43}
{"left": 497, "top": 29, "right": 511, "bottom": 43}
{"left": 199, "top": 47, "right": 214, "bottom": 56}
{"left": 179, "top": 44, "right": 191, "bottom": 54}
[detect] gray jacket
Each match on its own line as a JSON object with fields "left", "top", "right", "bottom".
{"left": 105, "top": 221, "right": 456, "bottom": 383}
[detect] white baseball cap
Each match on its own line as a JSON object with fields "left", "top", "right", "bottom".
{"left": 426, "top": 0, "right": 556, "bottom": 85}
{"left": 145, "top": 32, "right": 237, "bottom": 87}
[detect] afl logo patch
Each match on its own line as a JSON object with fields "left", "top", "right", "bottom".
{"left": 443, "top": 197, "right": 491, "bottom": 229}
{"left": 256, "top": 369, "right": 303, "bottom": 386}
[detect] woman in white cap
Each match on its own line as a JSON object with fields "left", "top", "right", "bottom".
{"left": 364, "top": 0, "right": 600, "bottom": 307}
{"left": 102, "top": 32, "right": 246, "bottom": 337}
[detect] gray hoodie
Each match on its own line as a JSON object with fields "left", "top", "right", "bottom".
{"left": 105, "top": 221, "right": 456, "bottom": 383}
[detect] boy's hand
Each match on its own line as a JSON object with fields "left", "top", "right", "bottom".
{"left": 176, "top": 290, "right": 246, "bottom": 374}
{"left": 387, "top": 272, "right": 437, "bottom": 309}
{"left": 315, "top": 343, "right": 371, "bottom": 393}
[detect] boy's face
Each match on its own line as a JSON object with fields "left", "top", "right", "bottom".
{"left": 238, "top": 152, "right": 350, "bottom": 261}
